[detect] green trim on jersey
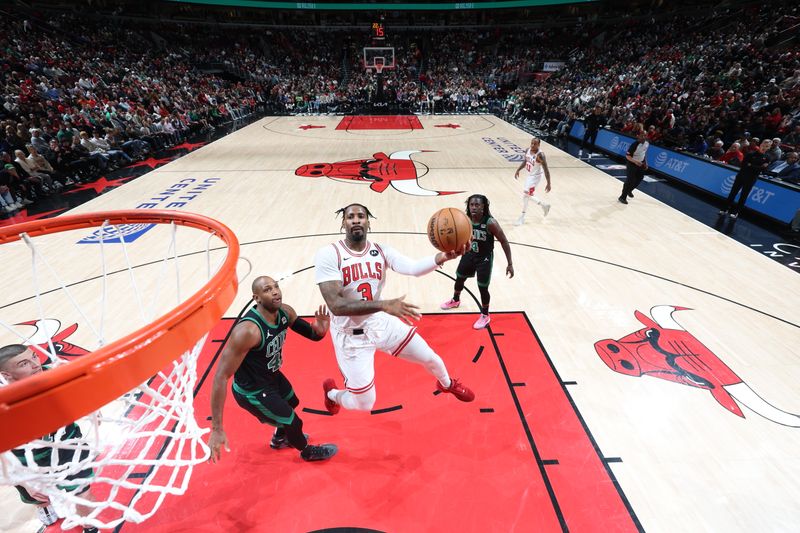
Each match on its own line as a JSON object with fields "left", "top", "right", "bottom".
{"left": 57, "top": 469, "right": 95, "bottom": 493}
{"left": 232, "top": 380, "right": 262, "bottom": 396}
{"left": 242, "top": 305, "right": 287, "bottom": 331}
{"left": 233, "top": 305, "right": 290, "bottom": 390}
{"left": 239, "top": 315, "right": 267, "bottom": 351}
{"left": 232, "top": 380, "right": 296, "bottom": 402}
{"left": 232, "top": 381, "right": 295, "bottom": 426}
{"left": 12, "top": 422, "right": 82, "bottom": 466}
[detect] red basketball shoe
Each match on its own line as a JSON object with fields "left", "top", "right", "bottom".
{"left": 437, "top": 378, "right": 475, "bottom": 402}
{"left": 322, "top": 378, "right": 341, "bottom": 415}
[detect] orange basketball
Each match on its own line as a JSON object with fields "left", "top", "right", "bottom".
{"left": 427, "top": 207, "right": 472, "bottom": 253}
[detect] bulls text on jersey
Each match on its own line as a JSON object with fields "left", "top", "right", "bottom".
{"left": 341, "top": 261, "right": 383, "bottom": 286}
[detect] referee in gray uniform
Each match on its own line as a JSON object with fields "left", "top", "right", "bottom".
{"left": 619, "top": 129, "right": 649, "bottom": 204}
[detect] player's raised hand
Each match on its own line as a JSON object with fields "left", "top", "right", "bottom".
{"left": 437, "top": 242, "right": 470, "bottom": 264}
{"left": 313, "top": 305, "right": 330, "bottom": 337}
{"left": 208, "top": 428, "right": 230, "bottom": 463}
{"left": 384, "top": 295, "right": 421, "bottom": 324}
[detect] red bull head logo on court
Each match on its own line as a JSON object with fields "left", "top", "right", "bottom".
{"left": 295, "top": 150, "right": 461, "bottom": 196}
{"left": 594, "top": 305, "right": 799, "bottom": 427}
{"left": 16, "top": 319, "right": 90, "bottom": 362}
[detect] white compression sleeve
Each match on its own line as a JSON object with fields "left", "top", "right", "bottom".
{"left": 383, "top": 246, "right": 440, "bottom": 276}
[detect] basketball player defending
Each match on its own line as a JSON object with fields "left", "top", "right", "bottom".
{"left": 315, "top": 203, "right": 475, "bottom": 414}
{"left": 514, "top": 137, "right": 552, "bottom": 225}
{"left": 209, "top": 276, "right": 338, "bottom": 462}
{"left": 440, "top": 194, "right": 514, "bottom": 329}
{"left": 0, "top": 344, "right": 99, "bottom": 533}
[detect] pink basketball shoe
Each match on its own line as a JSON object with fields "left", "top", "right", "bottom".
{"left": 473, "top": 314, "right": 491, "bottom": 329}
{"left": 440, "top": 298, "right": 461, "bottom": 310}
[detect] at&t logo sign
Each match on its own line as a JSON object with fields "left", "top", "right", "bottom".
{"left": 721, "top": 175, "right": 736, "bottom": 195}
{"left": 609, "top": 136, "right": 620, "bottom": 149}
{"left": 652, "top": 152, "right": 690, "bottom": 173}
{"left": 720, "top": 177, "right": 775, "bottom": 204}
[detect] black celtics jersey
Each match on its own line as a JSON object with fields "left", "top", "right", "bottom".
{"left": 12, "top": 365, "right": 85, "bottom": 467}
{"left": 233, "top": 306, "right": 290, "bottom": 390}
{"left": 12, "top": 422, "right": 83, "bottom": 467}
{"left": 468, "top": 215, "right": 494, "bottom": 257}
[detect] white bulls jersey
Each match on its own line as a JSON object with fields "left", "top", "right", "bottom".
{"left": 315, "top": 239, "right": 398, "bottom": 329}
{"left": 523, "top": 148, "right": 544, "bottom": 186}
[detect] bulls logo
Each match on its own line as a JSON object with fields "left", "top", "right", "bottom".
{"left": 295, "top": 150, "right": 461, "bottom": 196}
{"left": 17, "top": 319, "right": 90, "bottom": 364}
{"left": 595, "top": 306, "right": 799, "bottom": 426}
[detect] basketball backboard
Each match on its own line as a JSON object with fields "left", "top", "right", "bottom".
{"left": 363, "top": 47, "right": 395, "bottom": 73}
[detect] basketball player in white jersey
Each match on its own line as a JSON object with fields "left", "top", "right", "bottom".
{"left": 513, "top": 137, "right": 552, "bottom": 225}
{"left": 314, "top": 203, "right": 475, "bottom": 415}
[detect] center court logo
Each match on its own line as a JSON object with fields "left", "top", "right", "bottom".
{"left": 654, "top": 151, "right": 669, "bottom": 167}
{"left": 295, "top": 150, "right": 461, "bottom": 196}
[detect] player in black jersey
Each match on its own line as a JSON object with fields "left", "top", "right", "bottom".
{"left": 209, "top": 275, "right": 337, "bottom": 463}
{"left": 440, "top": 194, "right": 514, "bottom": 329}
{"left": 0, "top": 344, "right": 99, "bottom": 533}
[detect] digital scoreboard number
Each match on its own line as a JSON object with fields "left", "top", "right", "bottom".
{"left": 371, "top": 22, "right": 386, "bottom": 40}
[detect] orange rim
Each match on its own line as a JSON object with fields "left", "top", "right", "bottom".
{"left": 0, "top": 210, "right": 239, "bottom": 452}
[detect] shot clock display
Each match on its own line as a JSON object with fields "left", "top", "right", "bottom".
{"left": 371, "top": 21, "right": 386, "bottom": 40}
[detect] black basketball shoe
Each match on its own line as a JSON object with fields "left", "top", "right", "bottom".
{"left": 301, "top": 444, "right": 338, "bottom": 462}
{"left": 270, "top": 431, "right": 309, "bottom": 450}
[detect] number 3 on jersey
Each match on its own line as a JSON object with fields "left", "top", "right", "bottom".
{"left": 356, "top": 282, "right": 374, "bottom": 301}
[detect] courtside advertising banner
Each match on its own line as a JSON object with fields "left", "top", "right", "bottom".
{"left": 570, "top": 121, "right": 800, "bottom": 223}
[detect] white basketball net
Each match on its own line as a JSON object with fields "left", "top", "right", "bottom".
{"left": 0, "top": 220, "right": 236, "bottom": 530}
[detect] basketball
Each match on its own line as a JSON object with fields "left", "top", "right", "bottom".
{"left": 427, "top": 208, "right": 472, "bottom": 253}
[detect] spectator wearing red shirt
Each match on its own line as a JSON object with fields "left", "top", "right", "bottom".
{"left": 764, "top": 108, "right": 782, "bottom": 135}
{"left": 646, "top": 125, "right": 662, "bottom": 143}
{"left": 720, "top": 142, "right": 744, "bottom": 167}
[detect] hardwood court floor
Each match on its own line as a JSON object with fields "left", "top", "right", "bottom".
{"left": 1, "top": 115, "right": 799, "bottom": 532}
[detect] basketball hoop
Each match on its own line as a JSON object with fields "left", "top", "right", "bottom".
{"left": 363, "top": 46, "right": 395, "bottom": 75}
{"left": 0, "top": 210, "right": 240, "bottom": 529}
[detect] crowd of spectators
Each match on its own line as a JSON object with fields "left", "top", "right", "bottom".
{"left": 504, "top": 5, "right": 799, "bottom": 181}
{"left": 1, "top": 2, "right": 798, "bottom": 216}
{"left": 0, "top": 11, "right": 266, "bottom": 213}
